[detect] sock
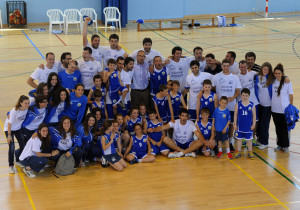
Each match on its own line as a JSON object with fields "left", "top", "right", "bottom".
{"left": 230, "top": 137, "right": 234, "bottom": 144}
{"left": 226, "top": 148, "right": 230, "bottom": 153}
{"left": 138, "top": 159, "right": 142, "bottom": 162}
{"left": 219, "top": 147, "right": 222, "bottom": 152}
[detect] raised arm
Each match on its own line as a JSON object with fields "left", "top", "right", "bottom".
{"left": 82, "top": 17, "right": 91, "bottom": 47}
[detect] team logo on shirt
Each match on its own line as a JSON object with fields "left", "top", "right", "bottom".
{"left": 229, "top": 80, "right": 233, "bottom": 84}
{"left": 113, "top": 74, "right": 117, "bottom": 77}
{"left": 162, "top": 72, "right": 165, "bottom": 75}
{"left": 176, "top": 98, "right": 179, "bottom": 101}
{"left": 208, "top": 126, "right": 212, "bottom": 130}
{"left": 113, "top": 99, "right": 117, "bottom": 103}
{"left": 73, "top": 77, "right": 77, "bottom": 81}
{"left": 223, "top": 114, "right": 226, "bottom": 118}
{"left": 248, "top": 107, "right": 252, "bottom": 111}
{"left": 209, "top": 98, "right": 213, "bottom": 102}
{"left": 77, "top": 103, "right": 81, "bottom": 107}
{"left": 235, "top": 132, "right": 238, "bottom": 137}
{"left": 143, "top": 139, "right": 147, "bottom": 142}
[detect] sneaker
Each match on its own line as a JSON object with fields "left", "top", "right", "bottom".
{"left": 283, "top": 147, "right": 289, "bottom": 153}
{"left": 230, "top": 144, "right": 235, "bottom": 153}
{"left": 81, "top": 162, "right": 86, "bottom": 167}
{"left": 168, "top": 151, "right": 184, "bottom": 158}
{"left": 216, "top": 151, "right": 223, "bottom": 158}
{"left": 248, "top": 152, "right": 255, "bottom": 160}
{"left": 39, "top": 169, "right": 44, "bottom": 172}
{"left": 15, "top": 162, "right": 24, "bottom": 168}
{"left": 234, "top": 152, "right": 241, "bottom": 159}
{"left": 185, "top": 152, "right": 196, "bottom": 158}
{"left": 119, "top": 100, "right": 126, "bottom": 110}
{"left": 44, "top": 164, "right": 50, "bottom": 168}
{"left": 129, "top": 158, "right": 138, "bottom": 165}
{"left": 252, "top": 140, "right": 259, "bottom": 147}
{"left": 23, "top": 168, "right": 36, "bottom": 178}
{"left": 258, "top": 144, "right": 268, "bottom": 150}
{"left": 101, "top": 156, "right": 109, "bottom": 167}
{"left": 210, "top": 150, "right": 216, "bottom": 157}
{"left": 227, "top": 152, "right": 233, "bottom": 160}
{"left": 274, "top": 146, "right": 283, "bottom": 152}
{"left": 9, "top": 166, "right": 16, "bottom": 174}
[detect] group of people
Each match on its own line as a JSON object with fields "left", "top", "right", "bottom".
{"left": 4, "top": 17, "right": 295, "bottom": 177}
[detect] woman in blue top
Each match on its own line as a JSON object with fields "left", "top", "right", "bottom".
{"left": 77, "top": 113, "right": 99, "bottom": 165}
{"left": 45, "top": 87, "right": 70, "bottom": 127}
{"left": 50, "top": 116, "right": 83, "bottom": 167}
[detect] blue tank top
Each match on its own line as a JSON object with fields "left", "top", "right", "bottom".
{"left": 109, "top": 69, "right": 121, "bottom": 92}
{"left": 197, "top": 121, "right": 212, "bottom": 140}
{"left": 92, "top": 86, "right": 106, "bottom": 98}
{"left": 132, "top": 134, "right": 148, "bottom": 153}
{"left": 101, "top": 133, "right": 116, "bottom": 155}
{"left": 169, "top": 91, "right": 182, "bottom": 118}
{"left": 152, "top": 95, "right": 168, "bottom": 119}
{"left": 200, "top": 92, "right": 215, "bottom": 119}
{"left": 112, "top": 132, "right": 120, "bottom": 149}
{"left": 237, "top": 101, "right": 254, "bottom": 132}
{"left": 92, "top": 99, "right": 105, "bottom": 116}
{"left": 127, "top": 117, "right": 142, "bottom": 135}
{"left": 150, "top": 67, "right": 168, "bottom": 95}
{"left": 147, "top": 120, "right": 162, "bottom": 142}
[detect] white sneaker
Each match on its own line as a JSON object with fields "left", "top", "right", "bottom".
{"left": 44, "top": 164, "right": 50, "bottom": 168}
{"left": 283, "top": 147, "right": 289, "bottom": 153}
{"left": 210, "top": 150, "right": 216, "bottom": 157}
{"left": 23, "top": 168, "right": 36, "bottom": 178}
{"left": 185, "top": 152, "right": 196, "bottom": 158}
{"left": 168, "top": 152, "right": 178, "bottom": 158}
{"left": 258, "top": 145, "right": 268, "bottom": 150}
{"left": 39, "top": 169, "right": 44, "bottom": 172}
{"left": 274, "top": 146, "right": 283, "bottom": 152}
{"left": 81, "top": 162, "right": 86, "bottom": 167}
{"left": 9, "top": 166, "right": 16, "bottom": 174}
{"left": 15, "top": 162, "right": 25, "bottom": 168}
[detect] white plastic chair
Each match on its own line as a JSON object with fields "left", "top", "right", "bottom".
{"left": 64, "top": 9, "right": 82, "bottom": 34}
{"left": 46, "top": 9, "right": 65, "bottom": 33}
{"left": 103, "top": 7, "right": 121, "bottom": 33}
{"left": 0, "top": 10, "right": 3, "bottom": 28}
{"left": 80, "top": 8, "right": 98, "bottom": 33}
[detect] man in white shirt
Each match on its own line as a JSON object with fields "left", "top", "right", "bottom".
{"left": 122, "top": 57, "right": 135, "bottom": 111}
{"left": 27, "top": 52, "right": 58, "bottom": 88}
{"left": 130, "top": 37, "right": 164, "bottom": 66}
{"left": 186, "top": 46, "right": 207, "bottom": 72}
{"left": 78, "top": 47, "right": 102, "bottom": 96}
{"left": 212, "top": 59, "right": 242, "bottom": 151}
{"left": 131, "top": 50, "right": 150, "bottom": 108}
{"left": 183, "top": 60, "right": 213, "bottom": 121}
{"left": 225, "top": 51, "right": 240, "bottom": 75}
{"left": 151, "top": 109, "right": 204, "bottom": 158}
{"left": 165, "top": 46, "right": 190, "bottom": 92}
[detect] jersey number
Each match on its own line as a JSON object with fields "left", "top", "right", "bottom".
{"left": 242, "top": 110, "right": 248, "bottom": 115}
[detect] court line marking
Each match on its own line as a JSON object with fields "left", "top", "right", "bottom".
{"left": 255, "top": 149, "right": 300, "bottom": 184}
{"left": 16, "top": 166, "right": 36, "bottom": 210}
{"left": 53, "top": 34, "right": 67, "bottom": 46}
{"left": 0, "top": 71, "right": 32, "bottom": 79}
{"left": 21, "top": 30, "right": 45, "bottom": 59}
{"left": 230, "top": 160, "right": 289, "bottom": 209}
{"left": 254, "top": 152, "right": 300, "bottom": 190}
{"left": 219, "top": 202, "right": 280, "bottom": 210}
{"left": 0, "top": 59, "right": 42, "bottom": 63}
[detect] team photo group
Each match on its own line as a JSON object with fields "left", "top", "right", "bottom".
{"left": 4, "top": 18, "right": 295, "bottom": 178}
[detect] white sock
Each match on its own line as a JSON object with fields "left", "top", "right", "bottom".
{"left": 226, "top": 148, "right": 230, "bottom": 153}
{"left": 219, "top": 147, "right": 222, "bottom": 152}
{"left": 230, "top": 137, "right": 234, "bottom": 144}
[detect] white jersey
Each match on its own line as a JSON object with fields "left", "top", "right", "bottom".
{"left": 186, "top": 56, "right": 207, "bottom": 72}
{"left": 87, "top": 43, "right": 106, "bottom": 64}
{"left": 165, "top": 58, "right": 190, "bottom": 92}
{"left": 25, "top": 107, "right": 47, "bottom": 131}
{"left": 4, "top": 108, "right": 28, "bottom": 131}
{"left": 237, "top": 71, "right": 258, "bottom": 105}
{"left": 58, "top": 132, "right": 73, "bottom": 151}
{"left": 185, "top": 72, "right": 213, "bottom": 110}
{"left": 130, "top": 48, "right": 164, "bottom": 66}
{"left": 230, "top": 62, "right": 240, "bottom": 75}
{"left": 212, "top": 72, "right": 242, "bottom": 111}
{"left": 120, "top": 70, "right": 132, "bottom": 102}
{"left": 49, "top": 101, "right": 65, "bottom": 123}
{"left": 30, "top": 65, "right": 58, "bottom": 84}
{"left": 19, "top": 137, "right": 41, "bottom": 161}
{"left": 169, "top": 119, "right": 197, "bottom": 144}
{"left": 78, "top": 60, "right": 102, "bottom": 90}
{"left": 271, "top": 80, "right": 293, "bottom": 114}
{"left": 102, "top": 46, "right": 125, "bottom": 69}
{"left": 257, "top": 76, "right": 271, "bottom": 107}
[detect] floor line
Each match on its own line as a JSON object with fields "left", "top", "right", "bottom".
{"left": 54, "top": 34, "right": 67, "bottom": 46}
{"left": 21, "top": 30, "right": 45, "bottom": 59}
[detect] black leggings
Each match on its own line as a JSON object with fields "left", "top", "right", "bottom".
{"left": 5, "top": 129, "right": 25, "bottom": 166}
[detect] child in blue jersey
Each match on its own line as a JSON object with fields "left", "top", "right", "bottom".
{"left": 92, "top": 107, "right": 104, "bottom": 130}
{"left": 233, "top": 88, "right": 256, "bottom": 159}
{"left": 87, "top": 75, "right": 106, "bottom": 106}
{"left": 153, "top": 84, "right": 174, "bottom": 123}
{"left": 115, "top": 113, "right": 130, "bottom": 153}
{"left": 112, "top": 120, "right": 122, "bottom": 155}
{"left": 100, "top": 120, "right": 127, "bottom": 171}
{"left": 196, "top": 108, "right": 215, "bottom": 157}
{"left": 212, "top": 96, "right": 232, "bottom": 159}
{"left": 150, "top": 56, "right": 168, "bottom": 96}
{"left": 91, "top": 89, "right": 108, "bottom": 119}
{"left": 125, "top": 124, "right": 155, "bottom": 164}
{"left": 58, "top": 60, "right": 81, "bottom": 92}
{"left": 196, "top": 79, "right": 218, "bottom": 122}
{"left": 103, "top": 59, "right": 128, "bottom": 115}
{"left": 144, "top": 110, "right": 170, "bottom": 156}
{"left": 168, "top": 80, "right": 187, "bottom": 120}
{"left": 124, "top": 107, "right": 142, "bottom": 136}
{"left": 139, "top": 103, "right": 150, "bottom": 123}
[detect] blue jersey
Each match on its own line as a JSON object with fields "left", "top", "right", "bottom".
{"left": 65, "top": 92, "right": 87, "bottom": 128}
{"left": 147, "top": 120, "right": 162, "bottom": 142}
{"left": 237, "top": 101, "right": 254, "bottom": 133}
{"left": 212, "top": 107, "right": 231, "bottom": 132}
{"left": 150, "top": 67, "right": 168, "bottom": 95}
{"left": 96, "top": 119, "right": 103, "bottom": 130}
{"left": 58, "top": 70, "right": 81, "bottom": 90}
{"left": 169, "top": 91, "right": 182, "bottom": 119}
{"left": 92, "top": 99, "right": 105, "bottom": 116}
{"left": 127, "top": 117, "right": 142, "bottom": 135}
{"left": 92, "top": 86, "right": 106, "bottom": 100}
{"left": 197, "top": 121, "right": 212, "bottom": 140}
{"left": 140, "top": 114, "right": 150, "bottom": 122}
{"left": 101, "top": 133, "right": 116, "bottom": 155}
{"left": 200, "top": 92, "right": 215, "bottom": 119}
{"left": 132, "top": 134, "right": 148, "bottom": 153}
{"left": 108, "top": 69, "right": 121, "bottom": 92}
{"left": 152, "top": 95, "right": 168, "bottom": 121}
{"left": 111, "top": 132, "right": 120, "bottom": 149}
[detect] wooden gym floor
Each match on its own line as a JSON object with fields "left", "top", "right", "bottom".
{"left": 1, "top": 12, "right": 300, "bottom": 210}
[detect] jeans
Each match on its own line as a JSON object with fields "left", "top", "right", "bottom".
{"left": 21, "top": 156, "right": 48, "bottom": 173}
{"left": 5, "top": 130, "right": 25, "bottom": 166}
{"left": 257, "top": 105, "right": 271, "bottom": 145}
